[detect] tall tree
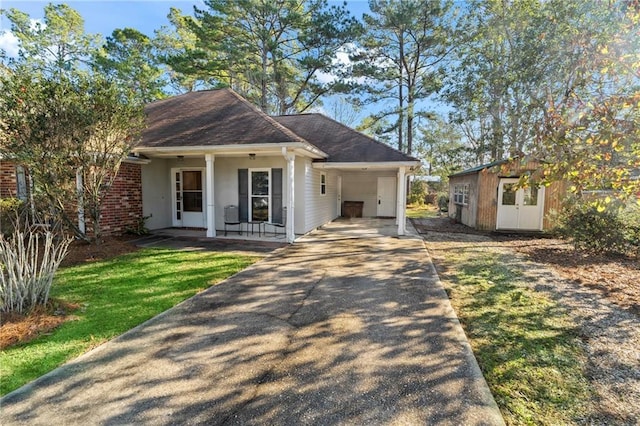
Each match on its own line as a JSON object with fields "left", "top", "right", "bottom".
{"left": 443, "top": 0, "right": 639, "bottom": 203}
{"left": 417, "top": 115, "right": 473, "bottom": 180}
{"left": 352, "top": 0, "right": 454, "bottom": 154}
{"left": 0, "top": 70, "right": 145, "bottom": 241}
{"left": 154, "top": 7, "right": 216, "bottom": 93}
{"left": 170, "top": 0, "right": 361, "bottom": 114}
{"left": 535, "top": 1, "right": 640, "bottom": 204}
{"left": 0, "top": 5, "right": 146, "bottom": 241}
{"left": 1, "top": 4, "right": 101, "bottom": 77}
{"left": 94, "top": 28, "right": 167, "bottom": 103}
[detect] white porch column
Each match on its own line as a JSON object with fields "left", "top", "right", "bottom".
{"left": 205, "top": 154, "right": 216, "bottom": 237}
{"left": 397, "top": 167, "right": 407, "bottom": 236}
{"left": 283, "top": 148, "right": 295, "bottom": 243}
{"left": 76, "top": 168, "right": 86, "bottom": 234}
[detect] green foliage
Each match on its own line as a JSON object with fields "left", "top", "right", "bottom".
{"left": 125, "top": 214, "right": 152, "bottom": 236}
{"left": 557, "top": 200, "right": 640, "bottom": 256}
{"left": 437, "top": 193, "right": 449, "bottom": 212}
{"left": 352, "top": 0, "right": 454, "bottom": 154}
{"left": 1, "top": 4, "right": 102, "bottom": 76}
{"left": 0, "top": 248, "right": 259, "bottom": 395}
{"left": 94, "top": 28, "right": 167, "bottom": 102}
{"left": 0, "top": 198, "right": 24, "bottom": 235}
{"left": 408, "top": 180, "right": 428, "bottom": 205}
{"left": 166, "top": 0, "right": 362, "bottom": 114}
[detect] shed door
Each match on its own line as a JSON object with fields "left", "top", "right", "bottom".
{"left": 497, "top": 178, "right": 545, "bottom": 230}
{"left": 377, "top": 177, "right": 397, "bottom": 217}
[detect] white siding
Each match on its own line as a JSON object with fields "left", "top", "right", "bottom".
{"left": 141, "top": 159, "right": 172, "bottom": 230}
{"left": 214, "top": 156, "right": 287, "bottom": 231}
{"left": 303, "top": 165, "right": 338, "bottom": 233}
{"left": 341, "top": 171, "right": 397, "bottom": 217}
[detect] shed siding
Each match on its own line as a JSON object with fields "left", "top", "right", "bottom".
{"left": 448, "top": 174, "right": 479, "bottom": 228}
{"left": 450, "top": 158, "right": 568, "bottom": 232}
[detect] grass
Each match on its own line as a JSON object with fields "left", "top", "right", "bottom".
{"left": 0, "top": 248, "right": 258, "bottom": 396}
{"left": 431, "top": 245, "right": 593, "bottom": 425}
{"left": 406, "top": 203, "right": 440, "bottom": 219}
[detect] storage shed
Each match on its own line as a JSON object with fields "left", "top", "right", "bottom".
{"left": 448, "top": 158, "right": 567, "bottom": 232}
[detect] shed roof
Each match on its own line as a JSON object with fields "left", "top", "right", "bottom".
{"left": 448, "top": 159, "right": 509, "bottom": 178}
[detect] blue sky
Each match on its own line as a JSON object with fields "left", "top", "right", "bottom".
{"left": 0, "top": 1, "right": 446, "bottom": 134}
{"left": 0, "top": 0, "right": 371, "bottom": 42}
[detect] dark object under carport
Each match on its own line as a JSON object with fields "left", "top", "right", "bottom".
{"left": 343, "top": 201, "right": 364, "bottom": 218}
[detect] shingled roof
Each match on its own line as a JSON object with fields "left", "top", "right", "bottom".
{"left": 139, "top": 89, "right": 304, "bottom": 148}
{"left": 139, "top": 89, "right": 419, "bottom": 165}
{"left": 274, "top": 114, "right": 419, "bottom": 163}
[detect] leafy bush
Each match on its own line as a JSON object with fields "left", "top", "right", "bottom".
{"left": 126, "top": 214, "right": 152, "bottom": 236}
{"left": 438, "top": 193, "right": 449, "bottom": 212}
{"left": 0, "top": 198, "right": 24, "bottom": 235}
{"left": 557, "top": 200, "right": 639, "bottom": 256}
{"left": 408, "top": 180, "right": 428, "bottom": 205}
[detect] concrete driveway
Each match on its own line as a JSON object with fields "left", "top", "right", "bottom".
{"left": 1, "top": 219, "right": 504, "bottom": 425}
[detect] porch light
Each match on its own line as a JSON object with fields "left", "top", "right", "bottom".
{"left": 249, "top": 153, "right": 256, "bottom": 160}
{"left": 177, "top": 155, "right": 184, "bottom": 163}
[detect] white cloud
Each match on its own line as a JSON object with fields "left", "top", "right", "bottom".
{"left": 0, "top": 30, "right": 19, "bottom": 58}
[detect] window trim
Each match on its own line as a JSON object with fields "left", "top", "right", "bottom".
{"left": 453, "top": 184, "right": 469, "bottom": 205}
{"left": 320, "top": 172, "right": 327, "bottom": 196}
{"left": 248, "top": 168, "right": 271, "bottom": 222}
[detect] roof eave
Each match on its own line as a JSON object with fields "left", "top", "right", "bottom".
{"left": 312, "top": 161, "right": 420, "bottom": 170}
{"left": 133, "top": 142, "right": 328, "bottom": 159}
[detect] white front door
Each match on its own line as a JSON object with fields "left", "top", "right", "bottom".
{"left": 377, "top": 176, "right": 397, "bottom": 217}
{"left": 172, "top": 169, "right": 206, "bottom": 228}
{"left": 497, "top": 178, "right": 545, "bottom": 230}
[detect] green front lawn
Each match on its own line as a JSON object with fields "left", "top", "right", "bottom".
{"left": 406, "top": 203, "right": 439, "bottom": 219}
{"left": 0, "top": 248, "right": 258, "bottom": 396}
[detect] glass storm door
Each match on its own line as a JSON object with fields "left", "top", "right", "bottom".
{"left": 173, "top": 169, "right": 205, "bottom": 228}
{"left": 497, "top": 178, "right": 544, "bottom": 230}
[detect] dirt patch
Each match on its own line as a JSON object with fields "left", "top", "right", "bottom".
{"left": 62, "top": 235, "right": 140, "bottom": 267}
{"left": 494, "top": 236, "right": 640, "bottom": 316}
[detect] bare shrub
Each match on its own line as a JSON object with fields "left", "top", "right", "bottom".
{"left": 0, "top": 228, "right": 73, "bottom": 314}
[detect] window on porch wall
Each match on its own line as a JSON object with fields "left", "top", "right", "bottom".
{"left": 238, "top": 168, "right": 283, "bottom": 223}
{"left": 251, "top": 170, "right": 269, "bottom": 221}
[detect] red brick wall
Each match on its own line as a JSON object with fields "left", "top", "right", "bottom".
{"left": 97, "top": 161, "right": 143, "bottom": 236}
{"left": 0, "top": 160, "right": 18, "bottom": 199}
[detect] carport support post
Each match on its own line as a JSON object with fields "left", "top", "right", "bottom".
{"left": 284, "top": 148, "right": 295, "bottom": 243}
{"left": 205, "top": 154, "right": 216, "bottom": 237}
{"left": 397, "top": 167, "right": 407, "bottom": 236}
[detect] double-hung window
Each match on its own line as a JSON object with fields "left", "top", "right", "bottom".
{"left": 453, "top": 184, "right": 469, "bottom": 205}
{"left": 320, "top": 173, "right": 326, "bottom": 195}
